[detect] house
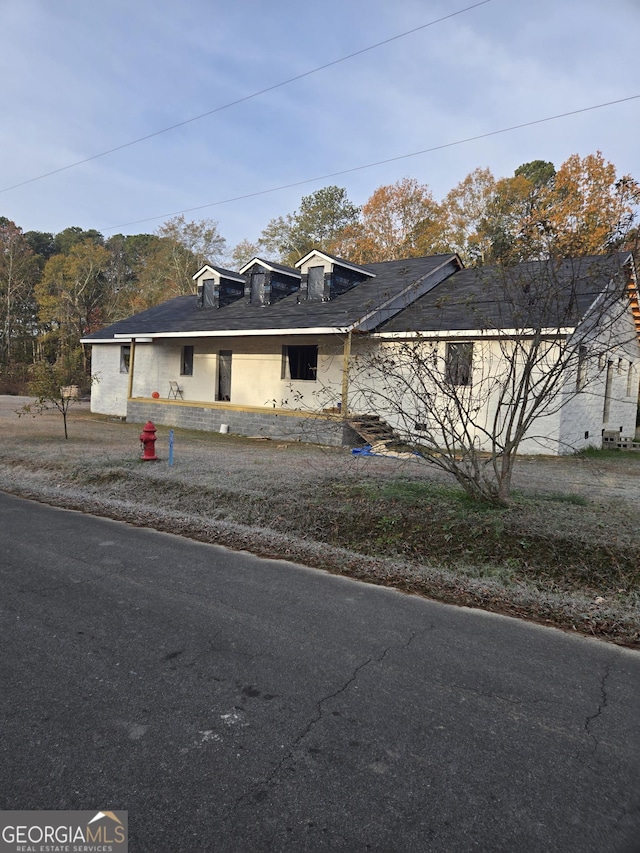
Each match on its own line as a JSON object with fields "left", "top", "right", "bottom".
{"left": 82, "top": 250, "right": 640, "bottom": 455}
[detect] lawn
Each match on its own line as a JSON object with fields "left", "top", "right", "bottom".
{"left": 2, "top": 396, "right": 639, "bottom": 646}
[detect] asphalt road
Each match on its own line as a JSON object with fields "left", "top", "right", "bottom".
{"left": 1, "top": 492, "right": 639, "bottom": 853}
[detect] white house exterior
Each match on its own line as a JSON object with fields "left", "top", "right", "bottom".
{"left": 82, "top": 250, "right": 640, "bottom": 455}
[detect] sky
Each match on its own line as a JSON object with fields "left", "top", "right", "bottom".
{"left": 1, "top": 0, "right": 639, "bottom": 259}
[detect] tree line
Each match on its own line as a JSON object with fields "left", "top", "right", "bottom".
{"left": 1, "top": 150, "right": 638, "bottom": 393}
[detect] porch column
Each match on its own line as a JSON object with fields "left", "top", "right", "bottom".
{"left": 341, "top": 330, "right": 352, "bottom": 415}
{"left": 127, "top": 339, "right": 136, "bottom": 400}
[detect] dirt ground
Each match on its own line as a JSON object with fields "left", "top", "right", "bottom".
{"left": 1, "top": 396, "right": 639, "bottom": 646}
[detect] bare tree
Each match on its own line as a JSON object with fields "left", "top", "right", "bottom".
{"left": 343, "top": 254, "right": 640, "bottom": 505}
{"left": 18, "top": 349, "right": 91, "bottom": 439}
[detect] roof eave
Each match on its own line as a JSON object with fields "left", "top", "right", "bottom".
{"left": 294, "top": 250, "right": 375, "bottom": 277}
{"left": 106, "top": 327, "right": 351, "bottom": 339}
{"left": 373, "top": 327, "right": 576, "bottom": 339}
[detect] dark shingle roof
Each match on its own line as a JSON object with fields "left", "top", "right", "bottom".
{"left": 197, "top": 264, "right": 246, "bottom": 280}
{"left": 84, "top": 255, "right": 458, "bottom": 340}
{"left": 295, "top": 249, "right": 373, "bottom": 275}
{"left": 239, "top": 257, "right": 301, "bottom": 277}
{"left": 379, "top": 254, "right": 631, "bottom": 334}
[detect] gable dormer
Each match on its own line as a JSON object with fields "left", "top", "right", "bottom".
{"left": 193, "top": 265, "right": 246, "bottom": 309}
{"left": 295, "top": 250, "right": 373, "bottom": 301}
{"left": 238, "top": 258, "right": 301, "bottom": 306}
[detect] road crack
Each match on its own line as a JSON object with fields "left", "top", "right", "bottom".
{"left": 584, "top": 663, "right": 611, "bottom": 747}
{"left": 226, "top": 630, "right": 421, "bottom": 819}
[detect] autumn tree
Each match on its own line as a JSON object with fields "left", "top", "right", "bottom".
{"left": 544, "top": 152, "right": 640, "bottom": 257}
{"left": 436, "top": 167, "right": 497, "bottom": 265}
{"left": 478, "top": 161, "right": 556, "bottom": 264}
{"left": 335, "top": 178, "right": 443, "bottom": 263}
{"left": 467, "top": 154, "right": 640, "bottom": 265}
{"left": 259, "top": 186, "right": 360, "bottom": 266}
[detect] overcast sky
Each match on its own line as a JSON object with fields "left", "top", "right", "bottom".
{"left": 1, "top": 0, "right": 639, "bottom": 256}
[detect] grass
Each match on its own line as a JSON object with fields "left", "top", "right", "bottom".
{"left": 575, "top": 446, "right": 640, "bottom": 460}
{"left": 305, "top": 478, "right": 640, "bottom": 595}
{"left": 1, "top": 400, "right": 639, "bottom": 646}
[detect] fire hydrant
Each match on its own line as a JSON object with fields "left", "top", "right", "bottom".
{"left": 139, "top": 421, "right": 159, "bottom": 461}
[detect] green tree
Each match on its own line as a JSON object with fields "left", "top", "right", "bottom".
{"left": 23, "top": 230, "right": 58, "bottom": 266}
{"left": 54, "top": 226, "right": 105, "bottom": 255}
{"left": 259, "top": 186, "right": 360, "bottom": 266}
{"left": 514, "top": 159, "right": 556, "bottom": 189}
{"left": 36, "top": 240, "right": 111, "bottom": 364}
{"left": 105, "top": 232, "right": 168, "bottom": 315}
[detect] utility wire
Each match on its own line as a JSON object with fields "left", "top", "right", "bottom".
{"left": 100, "top": 94, "right": 640, "bottom": 233}
{"left": 0, "top": 0, "right": 491, "bottom": 194}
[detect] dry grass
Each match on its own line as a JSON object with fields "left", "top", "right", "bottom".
{"left": 2, "top": 396, "right": 640, "bottom": 647}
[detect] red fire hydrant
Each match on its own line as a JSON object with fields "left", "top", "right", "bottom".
{"left": 139, "top": 421, "right": 159, "bottom": 461}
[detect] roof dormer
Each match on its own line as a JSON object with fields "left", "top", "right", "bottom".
{"left": 238, "top": 258, "right": 301, "bottom": 305}
{"left": 295, "top": 250, "right": 374, "bottom": 301}
{"left": 193, "top": 264, "right": 246, "bottom": 309}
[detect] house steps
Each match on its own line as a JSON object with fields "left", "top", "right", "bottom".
{"left": 347, "top": 414, "right": 413, "bottom": 455}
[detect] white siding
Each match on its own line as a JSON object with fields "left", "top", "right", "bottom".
{"left": 89, "top": 335, "right": 346, "bottom": 414}
{"left": 90, "top": 344, "right": 130, "bottom": 416}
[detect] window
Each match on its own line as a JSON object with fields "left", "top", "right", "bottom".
{"left": 250, "top": 271, "right": 266, "bottom": 304}
{"left": 181, "top": 345, "right": 194, "bottom": 376}
{"left": 282, "top": 345, "right": 318, "bottom": 381}
{"left": 120, "top": 345, "right": 130, "bottom": 374}
{"left": 627, "top": 363, "right": 635, "bottom": 397}
{"left": 603, "top": 361, "right": 613, "bottom": 423}
{"left": 200, "top": 279, "right": 216, "bottom": 308}
{"left": 445, "top": 342, "right": 473, "bottom": 386}
{"left": 308, "top": 266, "right": 326, "bottom": 300}
{"left": 576, "top": 345, "right": 588, "bottom": 391}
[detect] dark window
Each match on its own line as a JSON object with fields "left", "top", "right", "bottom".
{"left": 603, "top": 361, "right": 613, "bottom": 422}
{"left": 217, "top": 350, "right": 232, "bottom": 401}
{"left": 308, "top": 266, "right": 326, "bottom": 300}
{"left": 201, "top": 279, "right": 216, "bottom": 308}
{"left": 120, "top": 345, "right": 131, "bottom": 374}
{"left": 576, "top": 345, "right": 588, "bottom": 391}
{"left": 250, "top": 271, "right": 266, "bottom": 304}
{"left": 445, "top": 342, "right": 473, "bottom": 386}
{"left": 181, "top": 345, "right": 194, "bottom": 376}
{"left": 283, "top": 345, "right": 318, "bottom": 381}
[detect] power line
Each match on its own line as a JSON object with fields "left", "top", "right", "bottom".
{"left": 100, "top": 94, "right": 640, "bottom": 233}
{"left": 0, "top": 0, "right": 491, "bottom": 194}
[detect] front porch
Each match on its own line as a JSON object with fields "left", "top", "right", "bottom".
{"left": 126, "top": 397, "right": 362, "bottom": 446}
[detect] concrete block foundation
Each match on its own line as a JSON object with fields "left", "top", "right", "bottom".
{"left": 126, "top": 399, "right": 361, "bottom": 446}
